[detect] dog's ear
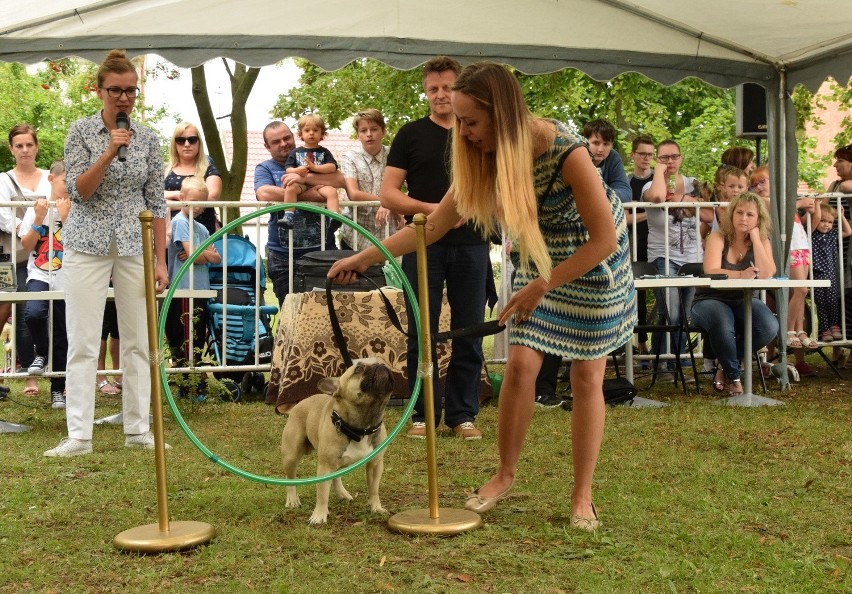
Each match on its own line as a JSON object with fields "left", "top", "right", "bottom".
{"left": 317, "top": 377, "right": 340, "bottom": 395}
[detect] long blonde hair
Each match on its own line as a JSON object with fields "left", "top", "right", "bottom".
{"left": 450, "top": 62, "right": 551, "bottom": 279}
{"left": 167, "top": 122, "right": 209, "bottom": 179}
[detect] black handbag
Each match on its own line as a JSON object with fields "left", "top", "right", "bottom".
{"left": 293, "top": 250, "right": 385, "bottom": 292}
{"left": 602, "top": 377, "right": 638, "bottom": 406}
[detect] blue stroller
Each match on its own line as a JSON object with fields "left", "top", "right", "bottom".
{"left": 206, "top": 234, "right": 278, "bottom": 401}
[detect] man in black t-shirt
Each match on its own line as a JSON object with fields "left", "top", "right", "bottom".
{"left": 381, "top": 56, "right": 489, "bottom": 441}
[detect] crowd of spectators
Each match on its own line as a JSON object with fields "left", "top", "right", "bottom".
{"left": 2, "top": 50, "right": 851, "bottom": 462}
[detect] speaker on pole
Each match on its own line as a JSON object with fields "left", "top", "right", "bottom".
{"left": 736, "top": 83, "right": 767, "bottom": 139}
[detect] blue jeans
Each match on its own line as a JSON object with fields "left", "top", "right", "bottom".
{"left": 402, "top": 242, "right": 489, "bottom": 428}
{"left": 13, "top": 265, "right": 34, "bottom": 368}
{"left": 24, "top": 278, "right": 67, "bottom": 393}
{"left": 651, "top": 258, "right": 695, "bottom": 357}
{"left": 690, "top": 297, "right": 779, "bottom": 381}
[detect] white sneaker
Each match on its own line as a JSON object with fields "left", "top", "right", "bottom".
{"left": 44, "top": 437, "right": 92, "bottom": 458}
{"left": 124, "top": 431, "right": 171, "bottom": 450}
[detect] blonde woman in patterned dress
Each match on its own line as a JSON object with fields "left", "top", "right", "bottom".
{"left": 328, "top": 62, "right": 635, "bottom": 530}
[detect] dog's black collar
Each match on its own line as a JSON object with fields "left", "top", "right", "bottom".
{"left": 331, "top": 410, "right": 383, "bottom": 442}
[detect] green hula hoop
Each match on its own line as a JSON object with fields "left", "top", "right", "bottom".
{"left": 160, "top": 203, "right": 421, "bottom": 486}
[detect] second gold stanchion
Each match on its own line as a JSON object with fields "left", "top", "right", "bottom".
{"left": 387, "top": 214, "right": 482, "bottom": 535}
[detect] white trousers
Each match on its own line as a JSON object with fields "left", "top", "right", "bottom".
{"left": 64, "top": 245, "right": 151, "bottom": 440}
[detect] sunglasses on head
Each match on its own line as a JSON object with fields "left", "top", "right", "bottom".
{"left": 175, "top": 136, "right": 199, "bottom": 146}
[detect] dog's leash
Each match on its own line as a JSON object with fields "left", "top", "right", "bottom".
{"left": 324, "top": 276, "right": 504, "bottom": 368}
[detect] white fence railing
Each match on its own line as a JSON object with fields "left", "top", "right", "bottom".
{"left": 1, "top": 195, "right": 849, "bottom": 381}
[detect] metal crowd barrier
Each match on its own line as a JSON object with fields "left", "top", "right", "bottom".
{"left": 1, "top": 194, "right": 849, "bottom": 384}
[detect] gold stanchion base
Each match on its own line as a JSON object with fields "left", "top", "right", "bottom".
{"left": 114, "top": 521, "right": 215, "bottom": 553}
{"left": 387, "top": 508, "right": 482, "bottom": 535}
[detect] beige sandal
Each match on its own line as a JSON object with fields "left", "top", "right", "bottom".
{"left": 97, "top": 379, "right": 121, "bottom": 395}
{"left": 786, "top": 331, "right": 802, "bottom": 349}
{"left": 797, "top": 331, "right": 816, "bottom": 349}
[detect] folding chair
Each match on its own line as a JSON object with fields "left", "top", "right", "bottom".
{"left": 631, "top": 261, "right": 699, "bottom": 394}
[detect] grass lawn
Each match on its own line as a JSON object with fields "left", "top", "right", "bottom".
{"left": 1, "top": 352, "right": 850, "bottom": 593}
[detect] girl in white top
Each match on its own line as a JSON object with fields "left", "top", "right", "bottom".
{"left": 787, "top": 196, "right": 816, "bottom": 351}
{"left": 1, "top": 123, "right": 49, "bottom": 396}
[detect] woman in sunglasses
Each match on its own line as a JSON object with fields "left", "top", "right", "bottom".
{"left": 164, "top": 122, "right": 222, "bottom": 235}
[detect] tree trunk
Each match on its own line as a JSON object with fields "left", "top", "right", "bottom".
{"left": 191, "top": 61, "right": 261, "bottom": 231}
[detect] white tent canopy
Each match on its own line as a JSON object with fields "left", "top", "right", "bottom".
{"left": 1, "top": 0, "right": 851, "bottom": 91}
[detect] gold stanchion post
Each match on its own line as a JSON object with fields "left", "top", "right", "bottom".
{"left": 114, "top": 210, "right": 215, "bottom": 553}
{"left": 387, "top": 214, "right": 482, "bottom": 535}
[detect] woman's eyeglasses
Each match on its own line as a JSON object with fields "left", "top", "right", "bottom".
{"left": 175, "top": 136, "right": 200, "bottom": 146}
{"left": 657, "top": 154, "right": 681, "bottom": 163}
{"left": 101, "top": 86, "right": 140, "bottom": 99}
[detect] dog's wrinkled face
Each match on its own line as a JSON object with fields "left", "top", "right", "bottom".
{"left": 319, "top": 357, "right": 394, "bottom": 403}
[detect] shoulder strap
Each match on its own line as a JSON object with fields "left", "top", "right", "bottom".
{"left": 4, "top": 172, "right": 25, "bottom": 199}
{"left": 325, "top": 276, "right": 405, "bottom": 368}
{"left": 3, "top": 173, "right": 28, "bottom": 220}
{"left": 542, "top": 142, "right": 587, "bottom": 198}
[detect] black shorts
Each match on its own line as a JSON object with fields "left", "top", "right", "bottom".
{"left": 101, "top": 301, "right": 119, "bottom": 340}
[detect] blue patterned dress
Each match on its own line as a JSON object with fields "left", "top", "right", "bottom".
{"left": 510, "top": 121, "right": 637, "bottom": 360}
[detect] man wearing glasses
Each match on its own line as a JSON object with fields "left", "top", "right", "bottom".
{"left": 641, "top": 140, "right": 712, "bottom": 370}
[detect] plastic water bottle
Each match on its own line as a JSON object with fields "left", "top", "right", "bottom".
{"left": 666, "top": 174, "right": 676, "bottom": 197}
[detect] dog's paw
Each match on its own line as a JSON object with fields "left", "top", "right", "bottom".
{"left": 369, "top": 497, "right": 387, "bottom": 514}
{"left": 285, "top": 494, "right": 301, "bottom": 508}
{"left": 308, "top": 509, "right": 329, "bottom": 525}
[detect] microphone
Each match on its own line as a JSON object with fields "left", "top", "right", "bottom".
{"left": 116, "top": 111, "right": 129, "bottom": 162}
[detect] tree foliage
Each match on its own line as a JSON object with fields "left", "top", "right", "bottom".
{"left": 0, "top": 60, "right": 101, "bottom": 171}
{"left": 515, "top": 69, "right": 739, "bottom": 182}
{"left": 273, "top": 59, "right": 851, "bottom": 187}
{"left": 0, "top": 58, "right": 172, "bottom": 172}
{"left": 272, "top": 59, "right": 426, "bottom": 135}
{"left": 790, "top": 77, "right": 852, "bottom": 188}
